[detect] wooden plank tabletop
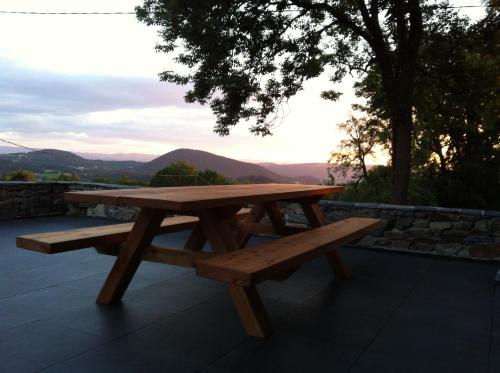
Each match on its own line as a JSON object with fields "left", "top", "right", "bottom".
{"left": 65, "top": 184, "right": 343, "bottom": 212}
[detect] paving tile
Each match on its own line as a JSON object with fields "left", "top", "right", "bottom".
{"left": 256, "top": 259, "right": 335, "bottom": 304}
{"left": 44, "top": 300, "right": 172, "bottom": 339}
{"left": 0, "top": 310, "right": 35, "bottom": 332}
{"left": 273, "top": 278, "right": 402, "bottom": 345}
{"left": 0, "top": 257, "right": 111, "bottom": 299}
{"left": 0, "top": 320, "right": 105, "bottom": 372}
{"left": 358, "top": 306, "right": 490, "bottom": 372}
{"left": 123, "top": 272, "right": 226, "bottom": 312}
{"left": 0, "top": 286, "right": 94, "bottom": 319}
{"left": 350, "top": 350, "right": 488, "bottom": 373}
{"left": 213, "top": 331, "right": 358, "bottom": 373}
{"left": 41, "top": 295, "right": 253, "bottom": 373}
{"left": 41, "top": 339, "right": 201, "bottom": 373}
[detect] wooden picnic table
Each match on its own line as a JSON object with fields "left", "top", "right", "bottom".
{"left": 19, "top": 183, "right": 383, "bottom": 337}
{"left": 64, "top": 183, "right": 343, "bottom": 303}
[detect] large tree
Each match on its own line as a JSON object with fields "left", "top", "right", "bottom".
{"left": 136, "top": 0, "right": 450, "bottom": 204}
{"left": 354, "top": 7, "right": 499, "bottom": 208}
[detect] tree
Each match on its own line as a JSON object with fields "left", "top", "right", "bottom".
{"left": 197, "top": 169, "right": 232, "bottom": 185}
{"left": 354, "top": 8, "right": 500, "bottom": 208}
{"left": 135, "top": 0, "right": 447, "bottom": 203}
{"left": 328, "top": 115, "right": 381, "bottom": 186}
{"left": 53, "top": 172, "right": 80, "bottom": 182}
{"left": 150, "top": 161, "right": 232, "bottom": 187}
{"left": 150, "top": 160, "right": 198, "bottom": 187}
{"left": 6, "top": 169, "right": 37, "bottom": 181}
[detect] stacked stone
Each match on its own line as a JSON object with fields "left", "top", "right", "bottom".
{"left": 283, "top": 201, "right": 500, "bottom": 261}
{"left": 0, "top": 181, "right": 139, "bottom": 221}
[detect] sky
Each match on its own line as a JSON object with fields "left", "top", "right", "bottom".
{"left": 0, "top": 0, "right": 485, "bottom": 164}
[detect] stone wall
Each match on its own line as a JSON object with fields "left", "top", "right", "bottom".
{"left": 2, "top": 182, "right": 499, "bottom": 260}
{"left": 283, "top": 201, "right": 500, "bottom": 261}
{"left": 0, "top": 181, "right": 138, "bottom": 220}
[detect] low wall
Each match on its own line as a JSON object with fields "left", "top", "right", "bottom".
{"left": 1, "top": 182, "right": 498, "bottom": 260}
{"left": 283, "top": 201, "right": 500, "bottom": 260}
{"left": 0, "top": 181, "right": 139, "bottom": 220}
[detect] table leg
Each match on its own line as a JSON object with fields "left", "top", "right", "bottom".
{"left": 184, "top": 223, "right": 207, "bottom": 251}
{"left": 199, "top": 206, "right": 272, "bottom": 337}
{"left": 263, "top": 201, "right": 286, "bottom": 235}
{"left": 96, "top": 208, "right": 165, "bottom": 304}
{"left": 236, "top": 203, "right": 267, "bottom": 248}
{"left": 228, "top": 284, "right": 272, "bottom": 337}
{"left": 300, "top": 201, "right": 351, "bottom": 279}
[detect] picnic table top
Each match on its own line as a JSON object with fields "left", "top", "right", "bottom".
{"left": 65, "top": 183, "right": 343, "bottom": 212}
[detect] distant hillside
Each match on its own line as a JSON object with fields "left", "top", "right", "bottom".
{"left": 0, "top": 149, "right": 144, "bottom": 180}
{"left": 0, "top": 148, "right": 309, "bottom": 183}
{"left": 76, "top": 151, "right": 158, "bottom": 162}
{"left": 259, "top": 162, "right": 331, "bottom": 181}
{"left": 143, "top": 148, "right": 293, "bottom": 181}
{"left": 259, "top": 162, "right": 376, "bottom": 183}
{"left": 0, "top": 147, "right": 374, "bottom": 184}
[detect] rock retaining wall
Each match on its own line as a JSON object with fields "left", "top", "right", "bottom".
{"left": 0, "top": 181, "right": 138, "bottom": 220}
{"left": 283, "top": 201, "right": 500, "bottom": 260}
{"left": 2, "top": 182, "right": 499, "bottom": 260}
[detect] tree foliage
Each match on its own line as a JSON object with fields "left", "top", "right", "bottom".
{"left": 334, "top": 8, "right": 500, "bottom": 208}
{"left": 4, "top": 169, "right": 37, "bottom": 182}
{"left": 328, "top": 115, "right": 382, "bottom": 185}
{"left": 150, "top": 161, "right": 232, "bottom": 187}
{"left": 136, "top": 0, "right": 450, "bottom": 203}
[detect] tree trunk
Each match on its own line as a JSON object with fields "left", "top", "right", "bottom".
{"left": 391, "top": 111, "right": 413, "bottom": 205}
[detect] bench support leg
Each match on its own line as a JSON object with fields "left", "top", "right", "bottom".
{"left": 325, "top": 249, "right": 351, "bottom": 280}
{"left": 96, "top": 208, "right": 165, "bottom": 304}
{"left": 228, "top": 284, "right": 272, "bottom": 338}
{"left": 300, "top": 200, "right": 351, "bottom": 280}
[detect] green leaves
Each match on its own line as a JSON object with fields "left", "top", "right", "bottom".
{"left": 136, "top": 0, "right": 366, "bottom": 135}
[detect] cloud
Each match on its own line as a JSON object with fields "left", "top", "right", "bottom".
{"left": 0, "top": 59, "right": 190, "bottom": 117}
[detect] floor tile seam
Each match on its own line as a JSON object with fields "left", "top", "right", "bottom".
{"left": 0, "top": 318, "right": 40, "bottom": 334}
{"left": 34, "top": 312, "right": 181, "bottom": 373}
{"left": 345, "top": 261, "right": 434, "bottom": 372}
{"left": 42, "top": 319, "right": 106, "bottom": 338}
{"left": 487, "top": 283, "right": 498, "bottom": 371}
{"left": 0, "top": 283, "right": 60, "bottom": 301}
{"left": 192, "top": 336, "right": 250, "bottom": 373}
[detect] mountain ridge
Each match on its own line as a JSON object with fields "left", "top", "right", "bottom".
{"left": 0, "top": 148, "right": 323, "bottom": 183}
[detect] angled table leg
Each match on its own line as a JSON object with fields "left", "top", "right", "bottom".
{"left": 184, "top": 223, "right": 207, "bottom": 251}
{"left": 96, "top": 208, "right": 166, "bottom": 304}
{"left": 198, "top": 206, "right": 272, "bottom": 337}
{"left": 300, "top": 200, "right": 351, "bottom": 279}
{"left": 236, "top": 203, "right": 267, "bottom": 248}
{"left": 228, "top": 284, "right": 272, "bottom": 337}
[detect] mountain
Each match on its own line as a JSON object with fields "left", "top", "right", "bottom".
{"left": 75, "top": 152, "right": 158, "bottom": 162}
{"left": 0, "top": 148, "right": 304, "bottom": 183}
{"left": 259, "top": 162, "right": 376, "bottom": 183}
{"left": 142, "top": 148, "right": 292, "bottom": 181}
{"left": 259, "top": 162, "right": 331, "bottom": 182}
{"left": 0, "top": 149, "right": 144, "bottom": 180}
{"left": 0, "top": 147, "right": 370, "bottom": 184}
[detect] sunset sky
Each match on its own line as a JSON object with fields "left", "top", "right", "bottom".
{"left": 0, "top": 0, "right": 484, "bottom": 163}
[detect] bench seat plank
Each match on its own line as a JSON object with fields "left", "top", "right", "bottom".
{"left": 16, "top": 208, "right": 250, "bottom": 254}
{"left": 196, "top": 217, "right": 383, "bottom": 287}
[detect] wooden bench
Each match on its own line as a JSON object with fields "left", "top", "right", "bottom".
{"left": 195, "top": 217, "right": 383, "bottom": 336}
{"left": 16, "top": 208, "right": 251, "bottom": 254}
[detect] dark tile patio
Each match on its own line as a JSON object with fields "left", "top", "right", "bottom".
{"left": 0, "top": 216, "right": 498, "bottom": 372}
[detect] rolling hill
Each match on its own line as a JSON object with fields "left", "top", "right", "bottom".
{"left": 142, "top": 148, "right": 289, "bottom": 181}
{"left": 0, "top": 148, "right": 320, "bottom": 183}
